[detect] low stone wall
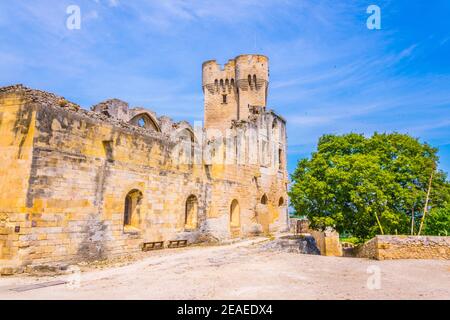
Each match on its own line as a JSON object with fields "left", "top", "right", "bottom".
{"left": 261, "top": 235, "right": 321, "bottom": 255}
{"left": 289, "top": 218, "right": 310, "bottom": 234}
{"left": 356, "top": 235, "right": 450, "bottom": 260}
{"left": 288, "top": 219, "right": 342, "bottom": 257}
{"left": 310, "top": 228, "right": 343, "bottom": 257}
{"left": 355, "top": 237, "right": 377, "bottom": 259}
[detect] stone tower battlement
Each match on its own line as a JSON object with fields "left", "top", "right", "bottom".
{"left": 202, "top": 54, "right": 269, "bottom": 131}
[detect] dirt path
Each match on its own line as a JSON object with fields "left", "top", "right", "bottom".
{"left": 0, "top": 238, "right": 449, "bottom": 300}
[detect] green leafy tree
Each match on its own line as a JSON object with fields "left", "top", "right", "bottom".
{"left": 289, "top": 133, "right": 450, "bottom": 240}
{"left": 423, "top": 205, "right": 450, "bottom": 236}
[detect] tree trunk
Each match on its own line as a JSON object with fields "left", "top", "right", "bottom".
{"left": 418, "top": 167, "right": 435, "bottom": 236}
{"left": 374, "top": 212, "right": 384, "bottom": 235}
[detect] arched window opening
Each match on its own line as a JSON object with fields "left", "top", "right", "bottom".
{"left": 278, "top": 148, "right": 283, "bottom": 170}
{"left": 248, "top": 74, "right": 252, "bottom": 87}
{"left": 230, "top": 199, "right": 240, "bottom": 228}
{"left": 220, "top": 79, "right": 224, "bottom": 91}
{"left": 124, "top": 189, "right": 143, "bottom": 229}
{"left": 185, "top": 195, "right": 198, "bottom": 230}
{"left": 130, "top": 113, "right": 160, "bottom": 132}
{"left": 272, "top": 119, "right": 279, "bottom": 143}
{"left": 214, "top": 79, "right": 218, "bottom": 92}
{"left": 222, "top": 94, "right": 227, "bottom": 104}
{"left": 272, "top": 119, "right": 277, "bottom": 129}
{"left": 253, "top": 75, "right": 257, "bottom": 88}
{"left": 261, "top": 194, "right": 268, "bottom": 205}
{"left": 177, "top": 128, "right": 195, "bottom": 166}
{"left": 137, "top": 118, "right": 146, "bottom": 128}
{"left": 278, "top": 197, "right": 285, "bottom": 207}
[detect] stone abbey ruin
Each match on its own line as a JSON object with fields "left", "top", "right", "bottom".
{"left": 0, "top": 54, "right": 289, "bottom": 272}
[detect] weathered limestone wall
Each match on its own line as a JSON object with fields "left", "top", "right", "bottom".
{"left": 203, "top": 54, "right": 269, "bottom": 132}
{"left": 0, "top": 93, "right": 36, "bottom": 265}
{"left": 235, "top": 55, "right": 269, "bottom": 121}
{"left": 287, "top": 219, "right": 342, "bottom": 257}
{"left": 0, "top": 90, "right": 286, "bottom": 270}
{"left": 356, "top": 237, "right": 377, "bottom": 259}
{"left": 357, "top": 236, "right": 450, "bottom": 260}
{"left": 13, "top": 97, "right": 216, "bottom": 267}
{"left": 0, "top": 54, "right": 289, "bottom": 273}
{"left": 202, "top": 59, "right": 239, "bottom": 132}
{"left": 289, "top": 218, "right": 309, "bottom": 234}
{"left": 310, "top": 228, "right": 343, "bottom": 257}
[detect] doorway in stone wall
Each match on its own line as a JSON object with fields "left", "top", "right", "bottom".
{"left": 277, "top": 196, "right": 286, "bottom": 232}
{"left": 185, "top": 195, "right": 198, "bottom": 230}
{"left": 230, "top": 199, "right": 241, "bottom": 238}
{"left": 123, "top": 189, "right": 143, "bottom": 232}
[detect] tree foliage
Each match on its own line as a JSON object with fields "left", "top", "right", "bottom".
{"left": 423, "top": 205, "right": 450, "bottom": 236}
{"left": 289, "top": 133, "right": 450, "bottom": 240}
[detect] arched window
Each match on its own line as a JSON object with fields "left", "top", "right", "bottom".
{"left": 130, "top": 113, "right": 160, "bottom": 132}
{"left": 124, "top": 189, "right": 143, "bottom": 228}
{"left": 253, "top": 74, "right": 257, "bottom": 88}
{"left": 137, "top": 118, "right": 146, "bottom": 127}
{"left": 177, "top": 128, "right": 195, "bottom": 165}
{"left": 261, "top": 194, "right": 268, "bottom": 205}
{"left": 278, "top": 197, "right": 285, "bottom": 207}
{"left": 278, "top": 148, "right": 283, "bottom": 169}
{"left": 214, "top": 79, "right": 218, "bottom": 92}
{"left": 230, "top": 199, "right": 240, "bottom": 227}
{"left": 272, "top": 119, "right": 279, "bottom": 142}
{"left": 185, "top": 195, "right": 198, "bottom": 230}
{"left": 272, "top": 119, "right": 277, "bottom": 129}
{"left": 248, "top": 74, "right": 252, "bottom": 86}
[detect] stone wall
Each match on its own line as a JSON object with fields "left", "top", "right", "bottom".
{"left": 288, "top": 219, "right": 342, "bottom": 257}
{"left": 356, "top": 235, "right": 450, "bottom": 260}
{"left": 0, "top": 55, "right": 289, "bottom": 273}
{"left": 289, "top": 218, "right": 309, "bottom": 234}
{"left": 310, "top": 228, "right": 343, "bottom": 257}
{"left": 355, "top": 237, "right": 377, "bottom": 259}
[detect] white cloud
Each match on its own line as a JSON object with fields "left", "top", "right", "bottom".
{"left": 108, "top": 0, "right": 119, "bottom": 7}
{"left": 85, "top": 10, "right": 99, "bottom": 21}
{"left": 398, "top": 43, "right": 418, "bottom": 59}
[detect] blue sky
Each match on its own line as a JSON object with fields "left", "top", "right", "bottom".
{"left": 1, "top": 0, "right": 450, "bottom": 176}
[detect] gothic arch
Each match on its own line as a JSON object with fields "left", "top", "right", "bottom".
{"left": 174, "top": 127, "right": 196, "bottom": 166}
{"left": 123, "top": 189, "right": 143, "bottom": 229}
{"left": 261, "top": 194, "right": 268, "bottom": 205}
{"left": 185, "top": 195, "right": 198, "bottom": 230}
{"left": 230, "top": 199, "right": 240, "bottom": 228}
{"left": 130, "top": 112, "right": 161, "bottom": 132}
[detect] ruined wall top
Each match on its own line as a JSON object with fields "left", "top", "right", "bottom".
{"left": 0, "top": 84, "right": 174, "bottom": 140}
{"left": 1, "top": 56, "right": 284, "bottom": 144}
{"left": 0, "top": 84, "right": 81, "bottom": 112}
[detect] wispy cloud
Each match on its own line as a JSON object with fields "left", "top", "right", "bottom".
{"left": 0, "top": 0, "right": 449, "bottom": 173}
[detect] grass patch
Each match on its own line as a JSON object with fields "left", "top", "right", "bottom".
{"left": 339, "top": 237, "right": 362, "bottom": 244}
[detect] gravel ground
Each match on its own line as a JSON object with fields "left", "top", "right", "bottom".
{"left": 0, "top": 238, "right": 449, "bottom": 300}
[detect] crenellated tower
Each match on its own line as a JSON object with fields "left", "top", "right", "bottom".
{"left": 202, "top": 54, "right": 269, "bottom": 132}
